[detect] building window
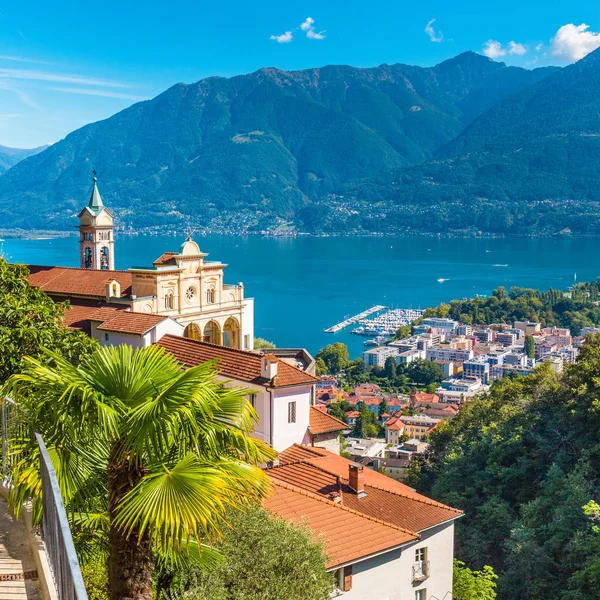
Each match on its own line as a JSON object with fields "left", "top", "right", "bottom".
{"left": 84, "top": 246, "right": 93, "bottom": 269}
{"left": 288, "top": 401, "right": 297, "bottom": 424}
{"left": 415, "top": 590, "right": 427, "bottom": 600}
{"left": 185, "top": 286, "right": 196, "bottom": 302}
{"left": 206, "top": 288, "right": 215, "bottom": 303}
{"left": 100, "top": 246, "right": 109, "bottom": 270}
{"left": 416, "top": 547, "right": 427, "bottom": 562}
{"left": 165, "top": 292, "right": 174, "bottom": 310}
{"left": 104, "top": 333, "right": 109, "bottom": 342}
{"left": 244, "top": 334, "right": 250, "bottom": 350}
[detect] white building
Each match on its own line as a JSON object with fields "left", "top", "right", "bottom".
{"left": 265, "top": 445, "right": 461, "bottom": 600}
{"left": 426, "top": 347, "right": 473, "bottom": 364}
{"left": 363, "top": 346, "right": 399, "bottom": 368}
{"left": 421, "top": 317, "right": 458, "bottom": 331}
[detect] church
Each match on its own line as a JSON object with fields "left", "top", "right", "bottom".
{"left": 27, "top": 174, "right": 254, "bottom": 350}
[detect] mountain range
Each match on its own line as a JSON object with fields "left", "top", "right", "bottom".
{"left": 0, "top": 145, "right": 48, "bottom": 175}
{"left": 0, "top": 51, "right": 562, "bottom": 231}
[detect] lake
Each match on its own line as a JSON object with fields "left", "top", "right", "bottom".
{"left": 2, "top": 234, "right": 599, "bottom": 358}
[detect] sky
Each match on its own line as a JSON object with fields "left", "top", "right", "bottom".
{"left": 1, "top": 0, "right": 600, "bottom": 148}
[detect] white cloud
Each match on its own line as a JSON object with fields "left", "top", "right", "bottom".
{"left": 508, "top": 41, "right": 527, "bottom": 55}
{"left": 551, "top": 23, "right": 600, "bottom": 61}
{"left": 301, "top": 17, "right": 325, "bottom": 40}
{"left": 425, "top": 18, "right": 443, "bottom": 43}
{"left": 0, "top": 55, "right": 53, "bottom": 65}
{"left": 306, "top": 29, "right": 325, "bottom": 40}
{"left": 0, "top": 68, "right": 131, "bottom": 88}
{"left": 535, "top": 43, "right": 544, "bottom": 51}
{"left": 483, "top": 40, "right": 506, "bottom": 59}
{"left": 269, "top": 30, "right": 293, "bottom": 43}
{"left": 300, "top": 17, "right": 314, "bottom": 32}
{"left": 48, "top": 87, "right": 147, "bottom": 101}
{"left": 0, "top": 80, "right": 39, "bottom": 109}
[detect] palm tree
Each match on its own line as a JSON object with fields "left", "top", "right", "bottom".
{"left": 4, "top": 344, "right": 276, "bottom": 600}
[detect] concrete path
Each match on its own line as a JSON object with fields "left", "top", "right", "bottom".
{"left": 0, "top": 497, "right": 40, "bottom": 600}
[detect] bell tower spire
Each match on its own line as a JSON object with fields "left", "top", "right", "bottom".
{"left": 77, "top": 170, "right": 115, "bottom": 270}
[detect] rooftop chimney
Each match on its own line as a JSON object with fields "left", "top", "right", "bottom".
{"left": 348, "top": 464, "right": 367, "bottom": 498}
{"left": 261, "top": 354, "right": 278, "bottom": 381}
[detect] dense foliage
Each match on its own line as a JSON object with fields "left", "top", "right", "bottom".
{"left": 407, "top": 335, "right": 600, "bottom": 599}
{"left": 167, "top": 506, "right": 332, "bottom": 600}
{"left": 0, "top": 259, "right": 97, "bottom": 382}
{"left": 423, "top": 283, "right": 600, "bottom": 335}
{"left": 253, "top": 337, "right": 275, "bottom": 349}
{"left": 453, "top": 560, "right": 497, "bottom": 600}
{"left": 316, "top": 342, "right": 349, "bottom": 374}
{"left": 5, "top": 345, "right": 276, "bottom": 600}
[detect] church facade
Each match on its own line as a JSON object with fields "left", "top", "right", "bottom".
{"left": 29, "top": 174, "right": 254, "bottom": 350}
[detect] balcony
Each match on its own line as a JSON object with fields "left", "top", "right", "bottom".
{"left": 412, "top": 560, "right": 430, "bottom": 583}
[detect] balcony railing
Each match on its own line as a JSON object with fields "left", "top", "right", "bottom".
{"left": 1, "top": 398, "right": 88, "bottom": 600}
{"left": 412, "top": 560, "right": 430, "bottom": 582}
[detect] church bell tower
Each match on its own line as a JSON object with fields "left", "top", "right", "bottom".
{"left": 77, "top": 172, "right": 115, "bottom": 270}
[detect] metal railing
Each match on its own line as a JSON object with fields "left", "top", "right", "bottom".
{"left": 1, "top": 397, "right": 88, "bottom": 600}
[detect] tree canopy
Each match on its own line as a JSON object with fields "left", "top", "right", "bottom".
{"left": 316, "top": 342, "right": 349, "bottom": 374}
{"left": 168, "top": 506, "right": 332, "bottom": 600}
{"left": 0, "top": 259, "right": 96, "bottom": 382}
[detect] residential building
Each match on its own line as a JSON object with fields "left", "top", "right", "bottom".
{"left": 496, "top": 331, "right": 517, "bottom": 347}
{"left": 421, "top": 317, "right": 458, "bottom": 331}
{"left": 514, "top": 321, "right": 542, "bottom": 335}
{"left": 156, "top": 335, "right": 321, "bottom": 452}
{"left": 455, "top": 324, "right": 473, "bottom": 336}
{"left": 265, "top": 445, "right": 462, "bottom": 600}
{"left": 425, "top": 347, "right": 473, "bottom": 364}
{"left": 363, "top": 346, "right": 399, "bottom": 368}
{"left": 307, "top": 407, "right": 349, "bottom": 454}
{"left": 345, "top": 438, "right": 387, "bottom": 461}
{"left": 385, "top": 417, "right": 405, "bottom": 445}
{"left": 473, "top": 329, "right": 493, "bottom": 344}
{"left": 463, "top": 357, "right": 490, "bottom": 384}
{"left": 395, "top": 348, "right": 426, "bottom": 365}
{"left": 89, "top": 307, "right": 184, "bottom": 347}
{"left": 490, "top": 364, "right": 534, "bottom": 382}
{"left": 371, "top": 456, "right": 412, "bottom": 481}
{"left": 399, "top": 415, "right": 441, "bottom": 441}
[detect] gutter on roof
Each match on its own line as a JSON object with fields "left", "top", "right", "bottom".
{"left": 325, "top": 537, "right": 418, "bottom": 572}
{"left": 416, "top": 512, "right": 464, "bottom": 535}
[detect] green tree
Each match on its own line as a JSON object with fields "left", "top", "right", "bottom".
{"left": 316, "top": 342, "right": 349, "bottom": 374}
{"left": 426, "top": 383, "right": 437, "bottom": 394}
{"left": 453, "top": 560, "right": 497, "bottom": 600}
{"left": 395, "top": 324, "right": 411, "bottom": 339}
{"left": 168, "top": 506, "right": 332, "bottom": 600}
{"left": 328, "top": 402, "right": 347, "bottom": 423}
{"left": 406, "top": 359, "right": 445, "bottom": 385}
{"left": 384, "top": 356, "right": 397, "bottom": 380}
{"left": 353, "top": 401, "right": 371, "bottom": 438}
{"left": 379, "top": 397, "right": 389, "bottom": 416}
{"left": 5, "top": 345, "right": 276, "bottom": 600}
{"left": 524, "top": 334, "right": 535, "bottom": 359}
{"left": 254, "top": 337, "right": 276, "bottom": 349}
{"left": 0, "top": 260, "right": 97, "bottom": 382}
{"left": 315, "top": 357, "right": 328, "bottom": 376}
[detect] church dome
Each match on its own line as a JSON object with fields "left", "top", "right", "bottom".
{"left": 180, "top": 237, "right": 201, "bottom": 256}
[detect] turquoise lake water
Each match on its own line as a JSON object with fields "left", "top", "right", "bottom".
{"left": 3, "top": 234, "right": 599, "bottom": 357}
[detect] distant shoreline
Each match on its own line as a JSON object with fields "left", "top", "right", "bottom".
{"left": 0, "top": 228, "right": 591, "bottom": 240}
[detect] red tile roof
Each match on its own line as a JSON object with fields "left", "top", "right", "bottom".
{"left": 153, "top": 252, "right": 178, "bottom": 266}
{"left": 272, "top": 446, "right": 462, "bottom": 536}
{"left": 61, "top": 300, "right": 127, "bottom": 333}
{"left": 27, "top": 265, "right": 132, "bottom": 298}
{"left": 309, "top": 406, "right": 347, "bottom": 435}
{"left": 157, "top": 335, "right": 318, "bottom": 388}
{"left": 90, "top": 308, "right": 171, "bottom": 335}
{"left": 263, "top": 481, "right": 417, "bottom": 568}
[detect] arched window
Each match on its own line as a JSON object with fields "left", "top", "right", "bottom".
{"left": 165, "top": 291, "right": 174, "bottom": 310}
{"left": 203, "top": 321, "right": 221, "bottom": 345}
{"left": 223, "top": 317, "right": 240, "bottom": 348}
{"left": 84, "top": 247, "right": 93, "bottom": 269}
{"left": 206, "top": 288, "right": 215, "bottom": 303}
{"left": 112, "top": 284, "right": 118, "bottom": 297}
{"left": 183, "top": 323, "right": 201, "bottom": 341}
{"left": 185, "top": 286, "right": 196, "bottom": 303}
{"left": 100, "top": 247, "right": 109, "bottom": 270}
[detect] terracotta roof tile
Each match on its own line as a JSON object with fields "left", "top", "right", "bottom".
{"left": 263, "top": 481, "right": 417, "bottom": 568}
{"left": 27, "top": 265, "right": 132, "bottom": 298}
{"left": 157, "top": 335, "right": 318, "bottom": 388}
{"left": 309, "top": 406, "right": 347, "bottom": 435}
{"left": 270, "top": 452, "right": 462, "bottom": 534}
{"left": 153, "top": 252, "right": 178, "bottom": 266}
{"left": 91, "top": 309, "right": 171, "bottom": 335}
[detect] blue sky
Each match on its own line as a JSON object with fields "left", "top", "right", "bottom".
{"left": 1, "top": 0, "right": 600, "bottom": 148}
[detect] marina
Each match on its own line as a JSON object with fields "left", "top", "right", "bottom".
{"left": 324, "top": 305, "right": 387, "bottom": 333}
{"left": 352, "top": 308, "right": 425, "bottom": 338}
